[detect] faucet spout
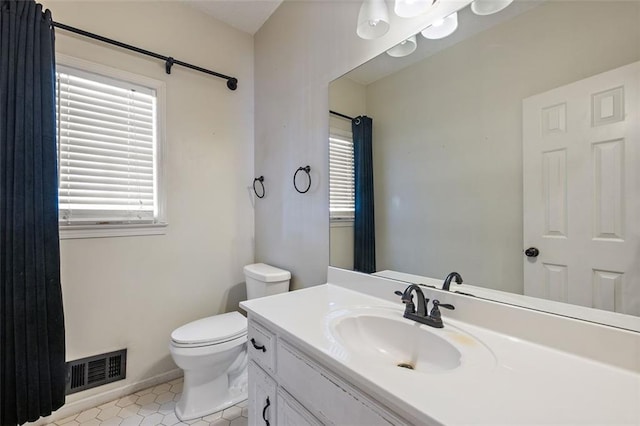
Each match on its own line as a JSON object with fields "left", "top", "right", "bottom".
{"left": 442, "top": 272, "right": 463, "bottom": 291}
{"left": 400, "top": 284, "right": 427, "bottom": 317}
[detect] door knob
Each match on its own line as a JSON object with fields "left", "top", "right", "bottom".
{"left": 524, "top": 247, "right": 539, "bottom": 258}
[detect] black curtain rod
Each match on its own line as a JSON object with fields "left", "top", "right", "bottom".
{"left": 329, "top": 110, "right": 354, "bottom": 121}
{"left": 52, "top": 21, "right": 238, "bottom": 91}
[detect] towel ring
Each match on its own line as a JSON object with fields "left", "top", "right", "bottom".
{"left": 253, "top": 176, "right": 265, "bottom": 198}
{"left": 293, "top": 165, "right": 311, "bottom": 194}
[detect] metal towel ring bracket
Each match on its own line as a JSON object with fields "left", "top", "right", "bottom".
{"left": 293, "top": 165, "right": 311, "bottom": 194}
{"left": 253, "top": 176, "right": 265, "bottom": 198}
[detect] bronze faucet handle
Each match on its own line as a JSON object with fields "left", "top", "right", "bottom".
{"left": 430, "top": 299, "right": 455, "bottom": 320}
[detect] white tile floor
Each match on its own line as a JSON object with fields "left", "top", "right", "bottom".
{"left": 48, "top": 378, "right": 248, "bottom": 426}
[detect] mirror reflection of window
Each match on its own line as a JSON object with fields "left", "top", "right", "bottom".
{"left": 329, "top": 127, "right": 355, "bottom": 222}
{"left": 329, "top": 108, "right": 359, "bottom": 271}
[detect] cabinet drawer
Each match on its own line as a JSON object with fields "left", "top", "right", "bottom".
{"left": 247, "top": 320, "right": 276, "bottom": 373}
{"left": 248, "top": 361, "right": 277, "bottom": 426}
{"left": 276, "top": 340, "right": 406, "bottom": 425}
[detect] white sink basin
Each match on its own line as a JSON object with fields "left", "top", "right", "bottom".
{"left": 326, "top": 307, "right": 496, "bottom": 374}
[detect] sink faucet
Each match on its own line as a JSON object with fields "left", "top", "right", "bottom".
{"left": 442, "top": 272, "right": 463, "bottom": 291}
{"left": 394, "top": 285, "right": 455, "bottom": 328}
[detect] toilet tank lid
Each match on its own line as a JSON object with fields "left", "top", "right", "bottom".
{"left": 171, "top": 312, "right": 247, "bottom": 345}
{"left": 244, "top": 263, "right": 291, "bottom": 282}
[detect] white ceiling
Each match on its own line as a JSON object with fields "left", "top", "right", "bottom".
{"left": 187, "top": 0, "right": 284, "bottom": 35}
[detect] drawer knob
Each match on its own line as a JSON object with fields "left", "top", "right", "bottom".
{"left": 251, "top": 338, "right": 267, "bottom": 352}
{"left": 262, "top": 396, "right": 271, "bottom": 426}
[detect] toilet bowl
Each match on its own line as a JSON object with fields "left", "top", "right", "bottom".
{"left": 170, "top": 312, "right": 248, "bottom": 420}
{"left": 169, "top": 263, "right": 291, "bottom": 421}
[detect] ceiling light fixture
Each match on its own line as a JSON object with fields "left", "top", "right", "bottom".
{"left": 356, "top": 0, "right": 390, "bottom": 40}
{"left": 421, "top": 12, "right": 458, "bottom": 39}
{"left": 361, "top": 0, "right": 516, "bottom": 59}
{"left": 394, "top": 0, "right": 438, "bottom": 19}
{"left": 470, "top": 0, "right": 514, "bottom": 16}
{"left": 386, "top": 35, "right": 417, "bottom": 57}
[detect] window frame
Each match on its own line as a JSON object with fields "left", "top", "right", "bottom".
{"left": 56, "top": 54, "right": 167, "bottom": 239}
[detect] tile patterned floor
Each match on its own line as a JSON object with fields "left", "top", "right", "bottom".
{"left": 48, "top": 378, "right": 248, "bottom": 426}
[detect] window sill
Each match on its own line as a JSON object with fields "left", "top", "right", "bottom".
{"left": 59, "top": 223, "right": 168, "bottom": 240}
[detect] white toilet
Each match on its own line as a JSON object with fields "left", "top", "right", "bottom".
{"left": 169, "top": 263, "right": 291, "bottom": 421}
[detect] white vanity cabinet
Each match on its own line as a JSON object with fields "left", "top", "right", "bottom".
{"left": 246, "top": 316, "right": 408, "bottom": 426}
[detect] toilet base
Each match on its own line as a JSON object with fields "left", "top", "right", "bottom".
{"left": 174, "top": 348, "right": 248, "bottom": 421}
{"left": 175, "top": 370, "right": 248, "bottom": 421}
{"left": 175, "top": 387, "right": 247, "bottom": 421}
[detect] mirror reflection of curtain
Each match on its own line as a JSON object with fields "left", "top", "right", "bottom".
{"left": 352, "top": 116, "right": 376, "bottom": 273}
{"left": 0, "top": 0, "right": 66, "bottom": 424}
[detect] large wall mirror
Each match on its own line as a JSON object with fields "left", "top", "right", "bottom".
{"left": 329, "top": 0, "right": 640, "bottom": 331}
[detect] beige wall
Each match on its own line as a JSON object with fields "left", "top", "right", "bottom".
{"left": 254, "top": 0, "right": 454, "bottom": 289}
{"left": 329, "top": 77, "right": 367, "bottom": 121}
{"left": 42, "top": 0, "right": 254, "bottom": 403}
{"left": 366, "top": 1, "right": 640, "bottom": 293}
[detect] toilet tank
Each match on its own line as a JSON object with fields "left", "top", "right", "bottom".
{"left": 243, "top": 263, "right": 291, "bottom": 300}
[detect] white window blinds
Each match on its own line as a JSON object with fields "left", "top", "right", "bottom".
{"left": 329, "top": 127, "right": 355, "bottom": 220}
{"left": 56, "top": 66, "right": 159, "bottom": 225}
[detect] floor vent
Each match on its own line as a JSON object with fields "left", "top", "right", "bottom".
{"left": 66, "top": 349, "right": 127, "bottom": 395}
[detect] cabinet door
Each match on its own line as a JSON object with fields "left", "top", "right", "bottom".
{"left": 248, "top": 361, "right": 277, "bottom": 426}
{"left": 276, "top": 388, "right": 322, "bottom": 426}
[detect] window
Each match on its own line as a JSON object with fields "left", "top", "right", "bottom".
{"left": 55, "top": 56, "right": 166, "bottom": 238}
{"left": 329, "top": 127, "right": 355, "bottom": 221}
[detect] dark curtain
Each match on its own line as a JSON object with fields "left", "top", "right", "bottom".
{"left": 352, "top": 116, "right": 376, "bottom": 273}
{"left": 0, "top": 1, "right": 66, "bottom": 424}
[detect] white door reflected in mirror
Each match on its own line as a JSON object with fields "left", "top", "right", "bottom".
{"left": 523, "top": 62, "right": 639, "bottom": 316}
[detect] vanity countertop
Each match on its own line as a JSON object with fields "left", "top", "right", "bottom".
{"left": 241, "top": 283, "right": 640, "bottom": 425}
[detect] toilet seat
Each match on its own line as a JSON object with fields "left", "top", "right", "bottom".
{"left": 171, "top": 312, "right": 247, "bottom": 348}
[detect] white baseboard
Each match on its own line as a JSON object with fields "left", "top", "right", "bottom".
{"left": 29, "top": 369, "right": 183, "bottom": 425}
